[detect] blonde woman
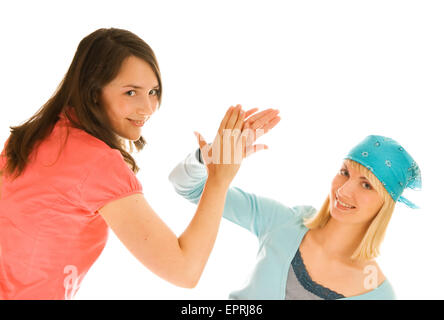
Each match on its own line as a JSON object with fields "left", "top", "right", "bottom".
{"left": 169, "top": 135, "right": 421, "bottom": 299}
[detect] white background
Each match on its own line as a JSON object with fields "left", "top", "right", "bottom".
{"left": 0, "top": 0, "right": 443, "bottom": 299}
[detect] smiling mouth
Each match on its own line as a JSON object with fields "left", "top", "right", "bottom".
{"left": 335, "top": 195, "right": 356, "bottom": 210}
{"left": 127, "top": 119, "right": 146, "bottom": 126}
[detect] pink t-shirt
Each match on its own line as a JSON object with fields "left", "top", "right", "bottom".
{"left": 0, "top": 108, "right": 143, "bottom": 299}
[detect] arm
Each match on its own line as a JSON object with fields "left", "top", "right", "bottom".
{"left": 99, "top": 179, "right": 228, "bottom": 288}
{"left": 98, "top": 105, "right": 247, "bottom": 288}
{"left": 169, "top": 148, "right": 293, "bottom": 239}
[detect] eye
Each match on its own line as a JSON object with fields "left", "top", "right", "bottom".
{"left": 362, "top": 181, "right": 373, "bottom": 190}
{"left": 339, "top": 168, "right": 349, "bottom": 177}
{"left": 126, "top": 90, "right": 136, "bottom": 96}
{"left": 149, "top": 88, "right": 160, "bottom": 96}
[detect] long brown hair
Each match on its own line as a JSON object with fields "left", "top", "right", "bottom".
{"left": 1, "top": 28, "right": 162, "bottom": 181}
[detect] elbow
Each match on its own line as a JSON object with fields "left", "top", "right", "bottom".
{"left": 172, "top": 273, "right": 200, "bottom": 289}
{"left": 162, "top": 259, "right": 202, "bottom": 289}
{"left": 180, "top": 279, "right": 199, "bottom": 289}
{"left": 180, "top": 267, "right": 202, "bottom": 289}
{"left": 177, "top": 261, "right": 204, "bottom": 289}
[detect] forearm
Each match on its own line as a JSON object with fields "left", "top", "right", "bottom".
{"left": 169, "top": 149, "right": 273, "bottom": 238}
{"left": 177, "top": 177, "right": 228, "bottom": 287}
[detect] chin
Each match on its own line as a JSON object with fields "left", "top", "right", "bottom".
{"left": 127, "top": 136, "right": 141, "bottom": 142}
{"left": 330, "top": 206, "right": 373, "bottom": 227}
{"left": 115, "top": 131, "right": 141, "bottom": 142}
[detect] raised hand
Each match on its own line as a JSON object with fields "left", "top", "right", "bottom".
{"left": 194, "top": 105, "right": 247, "bottom": 187}
{"left": 193, "top": 105, "right": 281, "bottom": 186}
{"left": 241, "top": 107, "right": 281, "bottom": 158}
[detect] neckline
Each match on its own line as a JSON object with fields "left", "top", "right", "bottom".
{"left": 292, "top": 248, "right": 345, "bottom": 299}
{"left": 293, "top": 227, "right": 388, "bottom": 299}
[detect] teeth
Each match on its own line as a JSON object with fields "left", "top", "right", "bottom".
{"left": 337, "top": 198, "right": 354, "bottom": 209}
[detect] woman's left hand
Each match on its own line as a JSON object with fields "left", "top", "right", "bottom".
{"left": 241, "top": 107, "right": 281, "bottom": 158}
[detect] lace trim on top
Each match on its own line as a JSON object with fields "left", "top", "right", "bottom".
{"left": 291, "top": 249, "right": 345, "bottom": 300}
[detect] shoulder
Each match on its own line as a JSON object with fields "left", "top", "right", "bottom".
{"left": 54, "top": 112, "right": 114, "bottom": 155}
{"left": 346, "top": 262, "right": 394, "bottom": 300}
{"left": 360, "top": 277, "right": 396, "bottom": 300}
{"left": 68, "top": 127, "right": 116, "bottom": 157}
{"left": 67, "top": 132, "right": 134, "bottom": 188}
{"left": 290, "top": 205, "right": 318, "bottom": 224}
{"left": 54, "top": 117, "right": 124, "bottom": 165}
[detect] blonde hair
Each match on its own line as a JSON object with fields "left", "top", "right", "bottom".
{"left": 304, "top": 159, "right": 396, "bottom": 261}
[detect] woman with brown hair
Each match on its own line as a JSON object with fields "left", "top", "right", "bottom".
{"left": 0, "top": 28, "right": 280, "bottom": 299}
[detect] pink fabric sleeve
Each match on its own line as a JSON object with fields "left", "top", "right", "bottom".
{"left": 79, "top": 150, "right": 143, "bottom": 214}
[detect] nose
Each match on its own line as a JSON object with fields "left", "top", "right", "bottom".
{"left": 138, "top": 96, "right": 158, "bottom": 117}
{"left": 336, "top": 179, "right": 356, "bottom": 202}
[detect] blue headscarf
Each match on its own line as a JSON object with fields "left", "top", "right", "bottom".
{"left": 345, "top": 135, "right": 421, "bottom": 209}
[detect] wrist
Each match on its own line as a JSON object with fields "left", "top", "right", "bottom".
{"left": 206, "top": 174, "right": 231, "bottom": 190}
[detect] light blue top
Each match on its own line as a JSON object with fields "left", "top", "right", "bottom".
{"left": 168, "top": 150, "right": 396, "bottom": 300}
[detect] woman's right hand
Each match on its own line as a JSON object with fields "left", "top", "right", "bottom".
{"left": 193, "top": 105, "right": 248, "bottom": 187}
{"left": 194, "top": 104, "right": 281, "bottom": 187}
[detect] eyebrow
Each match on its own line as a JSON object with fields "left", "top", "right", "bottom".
{"left": 342, "top": 164, "right": 369, "bottom": 180}
{"left": 123, "top": 84, "right": 160, "bottom": 89}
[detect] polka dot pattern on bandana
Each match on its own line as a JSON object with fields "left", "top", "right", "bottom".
{"left": 344, "top": 135, "right": 421, "bottom": 209}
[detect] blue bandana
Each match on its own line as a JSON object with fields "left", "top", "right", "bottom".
{"left": 345, "top": 135, "right": 421, "bottom": 209}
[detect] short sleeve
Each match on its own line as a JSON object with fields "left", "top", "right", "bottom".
{"left": 79, "top": 150, "right": 143, "bottom": 214}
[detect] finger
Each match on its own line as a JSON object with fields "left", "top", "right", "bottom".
{"left": 194, "top": 131, "right": 207, "bottom": 150}
{"left": 244, "top": 114, "right": 280, "bottom": 144}
{"left": 218, "top": 106, "right": 234, "bottom": 133}
{"left": 241, "top": 108, "right": 259, "bottom": 130}
{"left": 232, "top": 110, "right": 246, "bottom": 162}
{"left": 250, "top": 110, "right": 280, "bottom": 130}
{"left": 243, "top": 108, "right": 259, "bottom": 119}
{"left": 244, "top": 108, "right": 275, "bottom": 124}
{"left": 230, "top": 107, "right": 246, "bottom": 164}
{"left": 241, "top": 131, "right": 247, "bottom": 158}
{"left": 242, "top": 122, "right": 255, "bottom": 158}
{"left": 261, "top": 116, "right": 281, "bottom": 134}
{"left": 242, "top": 121, "right": 254, "bottom": 144}
{"left": 254, "top": 115, "right": 281, "bottom": 139}
{"left": 195, "top": 131, "right": 214, "bottom": 164}
{"left": 225, "top": 104, "right": 242, "bottom": 129}
{"left": 233, "top": 108, "right": 246, "bottom": 132}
